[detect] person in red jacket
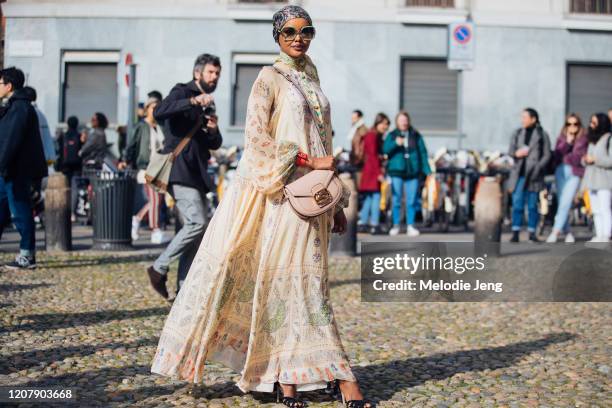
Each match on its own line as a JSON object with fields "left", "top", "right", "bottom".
{"left": 357, "top": 113, "right": 390, "bottom": 235}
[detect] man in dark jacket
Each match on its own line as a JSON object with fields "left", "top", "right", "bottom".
{"left": 147, "top": 53, "right": 223, "bottom": 299}
{"left": 0, "top": 67, "right": 48, "bottom": 269}
{"left": 56, "top": 116, "right": 83, "bottom": 219}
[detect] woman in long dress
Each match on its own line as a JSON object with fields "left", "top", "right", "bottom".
{"left": 151, "top": 5, "right": 372, "bottom": 407}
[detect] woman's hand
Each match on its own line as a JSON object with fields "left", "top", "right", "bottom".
{"left": 332, "top": 210, "right": 347, "bottom": 234}
{"left": 310, "top": 156, "right": 336, "bottom": 170}
{"left": 584, "top": 154, "right": 595, "bottom": 165}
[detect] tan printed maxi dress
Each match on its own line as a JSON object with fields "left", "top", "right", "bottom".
{"left": 151, "top": 51, "right": 357, "bottom": 393}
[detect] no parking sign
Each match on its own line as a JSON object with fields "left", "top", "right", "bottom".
{"left": 448, "top": 22, "right": 475, "bottom": 70}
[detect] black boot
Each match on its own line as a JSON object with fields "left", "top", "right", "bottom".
{"left": 357, "top": 224, "right": 368, "bottom": 233}
{"left": 147, "top": 266, "right": 169, "bottom": 299}
{"left": 528, "top": 232, "right": 540, "bottom": 243}
{"left": 369, "top": 225, "right": 383, "bottom": 235}
{"left": 510, "top": 231, "right": 519, "bottom": 243}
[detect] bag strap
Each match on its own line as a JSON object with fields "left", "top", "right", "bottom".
{"left": 170, "top": 119, "right": 201, "bottom": 162}
{"left": 272, "top": 65, "right": 328, "bottom": 156}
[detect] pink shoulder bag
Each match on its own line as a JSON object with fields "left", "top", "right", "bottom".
{"left": 272, "top": 65, "right": 342, "bottom": 219}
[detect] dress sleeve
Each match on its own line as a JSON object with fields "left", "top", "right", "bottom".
{"left": 333, "top": 178, "right": 351, "bottom": 215}
{"left": 241, "top": 68, "right": 300, "bottom": 195}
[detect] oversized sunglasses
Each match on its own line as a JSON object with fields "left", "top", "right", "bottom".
{"left": 279, "top": 25, "right": 316, "bottom": 42}
{"left": 566, "top": 121, "right": 579, "bottom": 126}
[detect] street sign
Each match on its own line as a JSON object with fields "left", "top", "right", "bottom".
{"left": 448, "top": 22, "right": 475, "bottom": 71}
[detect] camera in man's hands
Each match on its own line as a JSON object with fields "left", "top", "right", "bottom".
{"left": 202, "top": 104, "right": 216, "bottom": 118}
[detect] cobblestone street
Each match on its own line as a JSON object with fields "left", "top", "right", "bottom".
{"left": 0, "top": 251, "right": 610, "bottom": 407}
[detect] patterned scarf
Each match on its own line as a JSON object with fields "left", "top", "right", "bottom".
{"left": 273, "top": 51, "right": 327, "bottom": 154}
{"left": 272, "top": 5, "right": 312, "bottom": 43}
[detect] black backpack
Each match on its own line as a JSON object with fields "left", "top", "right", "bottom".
{"left": 61, "top": 129, "right": 82, "bottom": 167}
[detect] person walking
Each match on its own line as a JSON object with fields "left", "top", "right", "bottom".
{"left": 150, "top": 6, "right": 372, "bottom": 407}
{"left": 0, "top": 67, "right": 48, "bottom": 269}
{"left": 507, "top": 108, "right": 552, "bottom": 243}
{"left": 383, "top": 111, "right": 431, "bottom": 237}
{"left": 55, "top": 116, "right": 83, "bottom": 220}
{"left": 546, "top": 113, "right": 588, "bottom": 243}
{"left": 348, "top": 109, "right": 368, "bottom": 188}
{"left": 79, "top": 112, "right": 109, "bottom": 170}
{"left": 119, "top": 94, "right": 170, "bottom": 244}
{"left": 22, "top": 86, "right": 57, "bottom": 169}
{"left": 358, "top": 113, "right": 390, "bottom": 235}
{"left": 146, "top": 53, "right": 223, "bottom": 296}
{"left": 582, "top": 113, "right": 612, "bottom": 243}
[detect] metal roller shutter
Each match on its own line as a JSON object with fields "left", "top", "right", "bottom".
{"left": 401, "top": 59, "right": 458, "bottom": 131}
{"left": 64, "top": 63, "right": 118, "bottom": 124}
{"left": 232, "top": 64, "right": 264, "bottom": 126}
{"left": 567, "top": 64, "right": 612, "bottom": 123}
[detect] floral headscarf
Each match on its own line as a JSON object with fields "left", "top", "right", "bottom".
{"left": 272, "top": 5, "right": 312, "bottom": 43}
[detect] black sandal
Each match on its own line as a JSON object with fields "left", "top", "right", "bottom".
{"left": 274, "top": 381, "right": 308, "bottom": 407}
{"left": 331, "top": 379, "right": 375, "bottom": 408}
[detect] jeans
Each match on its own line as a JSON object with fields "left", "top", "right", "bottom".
{"left": 511, "top": 176, "right": 539, "bottom": 232}
{"left": 391, "top": 176, "right": 419, "bottom": 226}
{"left": 553, "top": 164, "right": 581, "bottom": 233}
{"left": 590, "top": 189, "right": 612, "bottom": 239}
{"left": 153, "top": 185, "right": 209, "bottom": 283}
{"left": 0, "top": 176, "right": 36, "bottom": 256}
{"left": 358, "top": 191, "right": 381, "bottom": 226}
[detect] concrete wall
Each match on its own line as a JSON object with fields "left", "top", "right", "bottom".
{"left": 3, "top": 0, "right": 612, "bottom": 152}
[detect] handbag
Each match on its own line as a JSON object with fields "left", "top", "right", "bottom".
{"left": 144, "top": 120, "right": 200, "bottom": 194}
{"left": 272, "top": 65, "right": 343, "bottom": 219}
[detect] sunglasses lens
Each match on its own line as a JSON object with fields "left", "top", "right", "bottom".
{"left": 302, "top": 27, "right": 315, "bottom": 39}
{"left": 281, "top": 27, "right": 297, "bottom": 39}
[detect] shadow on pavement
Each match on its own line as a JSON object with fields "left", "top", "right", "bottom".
{"left": 7, "top": 332, "right": 576, "bottom": 406}
{"left": 1, "top": 338, "right": 160, "bottom": 375}
{"left": 36, "top": 254, "right": 158, "bottom": 269}
{"left": 12, "top": 365, "right": 190, "bottom": 407}
{"left": 0, "top": 283, "right": 54, "bottom": 293}
{"left": 0, "top": 306, "right": 170, "bottom": 333}
{"left": 352, "top": 332, "right": 576, "bottom": 403}
{"left": 330, "top": 278, "right": 361, "bottom": 288}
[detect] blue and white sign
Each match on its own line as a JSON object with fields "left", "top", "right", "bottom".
{"left": 448, "top": 22, "right": 475, "bottom": 71}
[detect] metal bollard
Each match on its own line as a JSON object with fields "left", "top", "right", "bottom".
{"left": 44, "top": 173, "right": 72, "bottom": 251}
{"left": 473, "top": 176, "right": 503, "bottom": 256}
{"left": 330, "top": 172, "right": 357, "bottom": 256}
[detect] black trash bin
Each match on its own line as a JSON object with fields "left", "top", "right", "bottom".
{"left": 90, "top": 170, "right": 136, "bottom": 250}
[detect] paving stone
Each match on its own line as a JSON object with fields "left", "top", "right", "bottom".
{"left": 0, "top": 253, "right": 609, "bottom": 407}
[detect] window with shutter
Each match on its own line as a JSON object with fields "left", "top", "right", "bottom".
{"left": 232, "top": 64, "right": 265, "bottom": 126}
{"left": 400, "top": 59, "right": 458, "bottom": 131}
{"left": 63, "top": 63, "right": 118, "bottom": 124}
{"left": 405, "top": 0, "right": 455, "bottom": 7}
{"left": 570, "top": 0, "right": 612, "bottom": 14}
{"left": 567, "top": 64, "right": 612, "bottom": 123}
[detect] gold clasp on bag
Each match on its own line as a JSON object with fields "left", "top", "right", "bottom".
{"left": 314, "top": 188, "right": 332, "bottom": 207}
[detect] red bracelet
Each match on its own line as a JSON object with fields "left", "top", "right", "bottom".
{"left": 295, "top": 151, "right": 309, "bottom": 167}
